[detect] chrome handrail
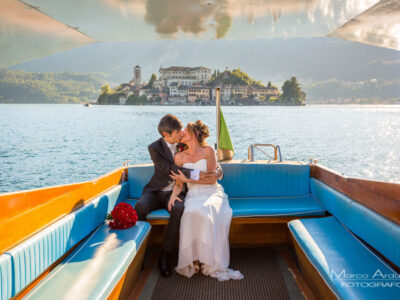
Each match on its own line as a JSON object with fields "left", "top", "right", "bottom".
{"left": 277, "top": 145, "right": 282, "bottom": 162}
{"left": 248, "top": 144, "right": 282, "bottom": 162}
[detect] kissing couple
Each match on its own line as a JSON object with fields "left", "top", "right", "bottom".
{"left": 135, "top": 114, "right": 243, "bottom": 281}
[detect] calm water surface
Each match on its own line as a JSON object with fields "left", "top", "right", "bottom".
{"left": 0, "top": 104, "right": 399, "bottom": 193}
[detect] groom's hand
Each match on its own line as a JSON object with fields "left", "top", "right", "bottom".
{"left": 199, "top": 170, "right": 221, "bottom": 184}
{"left": 170, "top": 170, "right": 187, "bottom": 182}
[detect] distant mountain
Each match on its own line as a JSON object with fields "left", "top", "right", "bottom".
{"left": 0, "top": 69, "right": 107, "bottom": 103}
{"left": 304, "top": 78, "right": 400, "bottom": 103}
{"left": 10, "top": 38, "right": 400, "bottom": 87}
{"left": 6, "top": 37, "right": 400, "bottom": 102}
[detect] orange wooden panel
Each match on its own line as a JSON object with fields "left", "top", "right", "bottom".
{"left": 0, "top": 167, "right": 125, "bottom": 254}
{"left": 311, "top": 164, "right": 400, "bottom": 225}
{"left": 229, "top": 223, "right": 288, "bottom": 246}
{"left": 0, "top": 182, "right": 87, "bottom": 222}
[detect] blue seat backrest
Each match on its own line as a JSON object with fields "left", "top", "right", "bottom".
{"left": 310, "top": 178, "right": 353, "bottom": 222}
{"left": 310, "top": 178, "right": 400, "bottom": 268}
{"left": 127, "top": 164, "right": 310, "bottom": 198}
{"left": 128, "top": 165, "right": 154, "bottom": 198}
{"left": 0, "top": 254, "right": 12, "bottom": 300}
{"left": 5, "top": 182, "right": 128, "bottom": 297}
{"left": 220, "top": 164, "right": 311, "bottom": 198}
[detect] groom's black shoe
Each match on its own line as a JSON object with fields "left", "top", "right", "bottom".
{"left": 159, "top": 251, "right": 172, "bottom": 277}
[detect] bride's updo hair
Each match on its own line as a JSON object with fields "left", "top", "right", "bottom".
{"left": 187, "top": 120, "right": 210, "bottom": 146}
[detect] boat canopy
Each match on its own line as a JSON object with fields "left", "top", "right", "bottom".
{"left": 0, "top": 0, "right": 399, "bottom": 68}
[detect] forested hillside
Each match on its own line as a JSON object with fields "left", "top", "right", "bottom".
{"left": 0, "top": 69, "right": 107, "bottom": 103}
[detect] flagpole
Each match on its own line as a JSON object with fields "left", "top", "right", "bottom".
{"left": 216, "top": 87, "right": 221, "bottom": 153}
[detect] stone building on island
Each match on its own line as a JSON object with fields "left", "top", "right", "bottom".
{"left": 188, "top": 86, "right": 210, "bottom": 103}
{"left": 117, "top": 65, "right": 281, "bottom": 105}
{"left": 158, "top": 66, "right": 212, "bottom": 87}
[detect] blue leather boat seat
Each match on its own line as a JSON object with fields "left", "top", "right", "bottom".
{"left": 311, "top": 178, "right": 400, "bottom": 268}
{"left": 4, "top": 183, "right": 128, "bottom": 298}
{"left": 220, "top": 164, "right": 311, "bottom": 198}
{"left": 0, "top": 254, "right": 12, "bottom": 300}
{"left": 127, "top": 165, "right": 154, "bottom": 199}
{"left": 125, "top": 199, "right": 170, "bottom": 219}
{"left": 289, "top": 217, "right": 400, "bottom": 299}
{"left": 230, "top": 195, "right": 325, "bottom": 217}
{"left": 24, "top": 221, "right": 151, "bottom": 300}
{"left": 223, "top": 164, "right": 325, "bottom": 217}
{"left": 127, "top": 164, "right": 325, "bottom": 219}
{"left": 127, "top": 164, "right": 313, "bottom": 198}
{"left": 125, "top": 195, "right": 325, "bottom": 219}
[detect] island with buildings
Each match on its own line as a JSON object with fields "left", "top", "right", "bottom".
{"left": 97, "top": 66, "right": 306, "bottom": 106}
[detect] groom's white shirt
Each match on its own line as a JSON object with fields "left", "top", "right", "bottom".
{"left": 162, "top": 138, "right": 200, "bottom": 192}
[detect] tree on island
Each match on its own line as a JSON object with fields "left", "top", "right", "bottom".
{"left": 126, "top": 94, "right": 147, "bottom": 105}
{"left": 154, "top": 96, "right": 162, "bottom": 104}
{"left": 97, "top": 84, "right": 121, "bottom": 104}
{"left": 210, "top": 68, "right": 264, "bottom": 87}
{"left": 211, "top": 70, "right": 219, "bottom": 81}
{"left": 279, "top": 77, "right": 306, "bottom": 105}
{"left": 100, "top": 84, "right": 112, "bottom": 95}
{"left": 146, "top": 74, "right": 157, "bottom": 88}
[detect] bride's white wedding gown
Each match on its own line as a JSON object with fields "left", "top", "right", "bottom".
{"left": 175, "top": 159, "right": 243, "bottom": 281}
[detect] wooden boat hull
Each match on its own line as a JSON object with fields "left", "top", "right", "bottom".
{"left": 1, "top": 161, "right": 399, "bottom": 299}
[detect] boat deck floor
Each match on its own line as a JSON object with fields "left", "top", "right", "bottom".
{"left": 133, "top": 247, "right": 310, "bottom": 300}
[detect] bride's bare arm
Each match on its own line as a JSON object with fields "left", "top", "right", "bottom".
{"left": 170, "top": 147, "right": 218, "bottom": 184}
{"left": 205, "top": 146, "right": 217, "bottom": 171}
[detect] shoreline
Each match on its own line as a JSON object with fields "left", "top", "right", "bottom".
{"left": 1, "top": 103, "right": 400, "bottom": 106}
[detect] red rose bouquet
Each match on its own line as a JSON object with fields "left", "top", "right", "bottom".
{"left": 107, "top": 202, "right": 138, "bottom": 229}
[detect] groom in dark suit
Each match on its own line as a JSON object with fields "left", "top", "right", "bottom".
{"left": 135, "top": 114, "right": 221, "bottom": 277}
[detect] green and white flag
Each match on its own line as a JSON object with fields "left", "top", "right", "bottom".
{"left": 219, "top": 110, "right": 234, "bottom": 152}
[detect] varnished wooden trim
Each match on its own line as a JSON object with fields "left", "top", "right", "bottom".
{"left": 310, "top": 164, "right": 400, "bottom": 225}
{"left": 0, "top": 182, "right": 88, "bottom": 222}
{"left": 0, "top": 167, "right": 125, "bottom": 220}
{"left": 108, "top": 235, "right": 149, "bottom": 300}
{"left": 147, "top": 219, "right": 169, "bottom": 225}
{"left": 0, "top": 167, "right": 125, "bottom": 254}
{"left": 290, "top": 233, "right": 338, "bottom": 300}
{"left": 232, "top": 217, "right": 295, "bottom": 224}
{"left": 147, "top": 222, "right": 290, "bottom": 247}
{"left": 147, "top": 216, "right": 328, "bottom": 247}
{"left": 278, "top": 249, "right": 316, "bottom": 300}
{"left": 147, "top": 215, "right": 326, "bottom": 226}
{"left": 231, "top": 215, "right": 326, "bottom": 224}
{"left": 229, "top": 223, "right": 288, "bottom": 246}
{"left": 128, "top": 250, "right": 159, "bottom": 300}
{"left": 147, "top": 218, "right": 329, "bottom": 248}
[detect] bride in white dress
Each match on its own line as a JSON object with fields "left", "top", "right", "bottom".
{"left": 169, "top": 120, "right": 243, "bottom": 281}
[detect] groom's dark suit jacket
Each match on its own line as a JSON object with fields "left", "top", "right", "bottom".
{"left": 142, "top": 138, "right": 192, "bottom": 194}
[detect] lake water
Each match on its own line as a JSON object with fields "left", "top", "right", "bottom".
{"left": 1, "top": 104, "right": 399, "bottom": 193}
